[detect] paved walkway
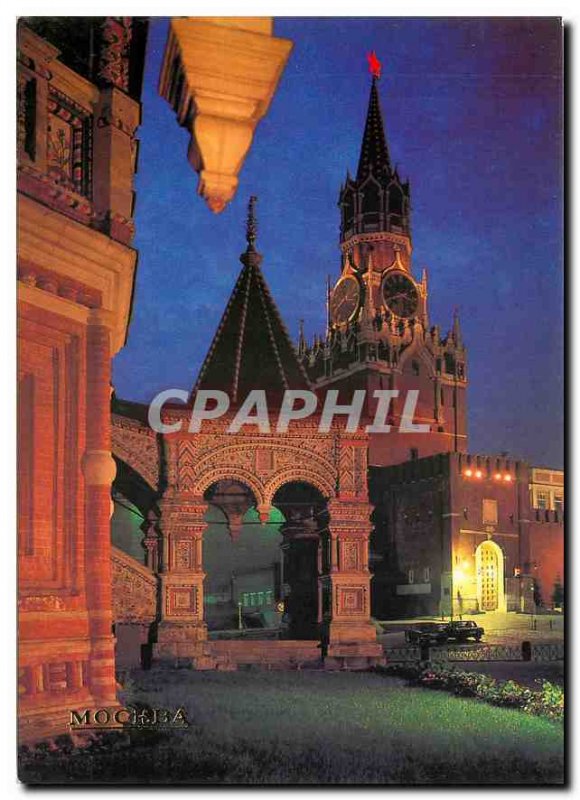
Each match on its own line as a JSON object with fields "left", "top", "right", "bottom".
{"left": 377, "top": 611, "right": 564, "bottom": 647}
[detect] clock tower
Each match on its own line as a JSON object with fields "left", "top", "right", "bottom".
{"left": 300, "top": 70, "right": 468, "bottom": 466}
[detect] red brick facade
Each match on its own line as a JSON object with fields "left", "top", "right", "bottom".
{"left": 17, "top": 19, "right": 146, "bottom": 742}
{"left": 529, "top": 514, "right": 564, "bottom": 608}
{"left": 370, "top": 453, "right": 563, "bottom": 619}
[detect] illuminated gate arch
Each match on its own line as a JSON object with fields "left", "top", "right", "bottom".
{"left": 475, "top": 540, "right": 506, "bottom": 612}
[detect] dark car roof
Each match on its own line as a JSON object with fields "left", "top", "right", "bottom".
{"left": 410, "top": 622, "right": 446, "bottom": 630}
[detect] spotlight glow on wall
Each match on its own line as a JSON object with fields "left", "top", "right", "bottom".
{"left": 453, "top": 567, "right": 464, "bottom": 583}
{"left": 463, "top": 469, "right": 513, "bottom": 483}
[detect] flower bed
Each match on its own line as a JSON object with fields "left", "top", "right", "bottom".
{"left": 377, "top": 663, "right": 564, "bottom": 722}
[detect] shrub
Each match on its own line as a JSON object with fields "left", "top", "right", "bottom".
{"left": 376, "top": 664, "right": 563, "bottom": 722}
{"left": 524, "top": 680, "right": 564, "bottom": 722}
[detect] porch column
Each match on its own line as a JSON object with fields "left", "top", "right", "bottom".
{"left": 279, "top": 511, "right": 320, "bottom": 640}
{"left": 142, "top": 508, "right": 160, "bottom": 572}
{"left": 153, "top": 492, "right": 208, "bottom": 660}
{"left": 321, "top": 498, "right": 384, "bottom": 666}
{"left": 82, "top": 308, "right": 118, "bottom": 704}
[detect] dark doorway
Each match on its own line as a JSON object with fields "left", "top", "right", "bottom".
{"left": 272, "top": 482, "right": 329, "bottom": 640}
{"left": 203, "top": 480, "right": 284, "bottom": 633}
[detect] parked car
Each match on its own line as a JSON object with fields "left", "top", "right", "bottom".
{"left": 404, "top": 622, "right": 448, "bottom": 645}
{"left": 443, "top": 620, "right": 484, "bottom": 642}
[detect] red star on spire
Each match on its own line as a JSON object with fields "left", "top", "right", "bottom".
{"left": 367, "top": 50, "right": 381, "bottom": 79}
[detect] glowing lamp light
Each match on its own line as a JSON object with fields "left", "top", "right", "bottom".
{"left": 494, "top": 473, "right": 502, "bottom": 480}
{"left": 504, "top": 474, "right": 512, "bottom": 482}
{"left": 464, "top": 469, "right": 473, "bottom": 477}
{"left": 475, "top": 470, "right": 482, "bottom": 478}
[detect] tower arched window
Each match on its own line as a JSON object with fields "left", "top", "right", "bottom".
{"left": 362, "top": 181, "right": 380, "bottom": 215}
{"left": 444, "top": 353, "right": 456, "bottom": 374}
{"left": 389, "top": 184, "right": 404, "bottom": 216}
{"left": 343, "top": 191, "right": 355, "bottom": 230}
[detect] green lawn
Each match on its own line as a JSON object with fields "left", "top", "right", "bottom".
{"left": 20, "top": 669, "right": 564, "bottom": 785}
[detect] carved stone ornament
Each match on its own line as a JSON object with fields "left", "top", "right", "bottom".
{"left": 159, "top": 18, "right": 293, "bottom": 212}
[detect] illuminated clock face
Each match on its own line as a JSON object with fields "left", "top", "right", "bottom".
{"left": 330, "top": 275, "right": 361, "bottom": 324}
{"left": 382, "top": 271, "right": 419, "bottom": 318}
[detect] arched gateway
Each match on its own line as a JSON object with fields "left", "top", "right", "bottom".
{"left": 475, "top": 539, "right": 506, "bottom": 613}
{"left": 110, "top": 199, "right": 383, "bottom": 669}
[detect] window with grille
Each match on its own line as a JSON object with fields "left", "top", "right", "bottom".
{"left": 536, "top": 491, "right": 549, "bottom": 510}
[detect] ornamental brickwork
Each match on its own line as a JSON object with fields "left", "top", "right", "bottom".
{"left": 17, "top": 18, "right": 146, "bottom": 743}
{"left": 111, "top": 410, "right": 382, "bottom": 663}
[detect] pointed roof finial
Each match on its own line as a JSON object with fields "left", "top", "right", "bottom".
{"left": 326, "top": 275, "right": 332, "bottom": 334}
{"left": 393, "top": 245, "right": 404, "bottom": 270}
{"left": 298, "top": 318, "right": 307, "bottom": 356}
{"left": 246, "top": 195, "right": 258, "bottom": 250}
{"left": 240, "top": 195, "right": 263, "bottom": 268}
{"left": 452, "top": 306, "right": 463, "bottom": 347}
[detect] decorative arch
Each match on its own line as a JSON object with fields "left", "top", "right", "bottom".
{"left": 475, "top": 539, "right": 506, "bottom": 612}
{"left": 183, "top": 440, "right": 338, "bottom": 508}
{"left": 193, "top": 468, "right": 267, "bottom": 508}
{"left": 111, "top": 414, "right": 160, "bottom": 491}
{"left": 147, "top": 427, "right": 377, "bottom": 661}
{"left": 113, "top": 455, "right": 158, "bottom": 508}
{"left": 264, "top": 469, "right": 336, "bottom": 507}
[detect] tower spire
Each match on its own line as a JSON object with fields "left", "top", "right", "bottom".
{"left": 338, "top": 63, "right": 410, "bottom": 246}
{"left": 357, "top": 71, "right": 391, "bottom": 181}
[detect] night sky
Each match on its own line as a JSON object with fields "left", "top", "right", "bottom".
{"left": 112, "top": 17, "right": 563, "bottom": 468}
